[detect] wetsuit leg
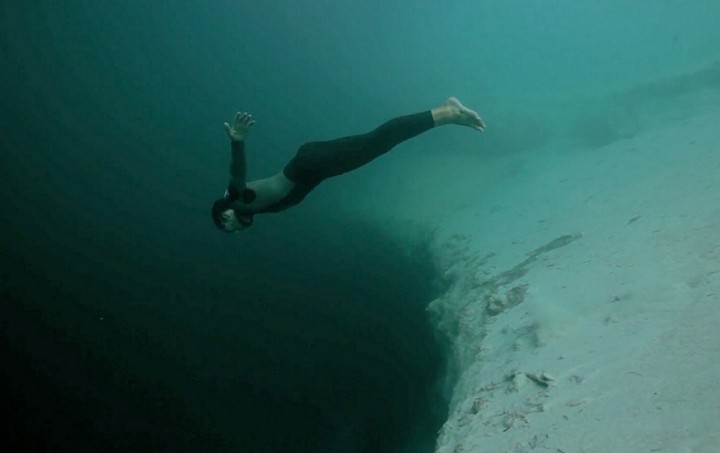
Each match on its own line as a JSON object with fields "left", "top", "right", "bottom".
{"left": 284, "top": 111, "right": 435, "bottom": 182}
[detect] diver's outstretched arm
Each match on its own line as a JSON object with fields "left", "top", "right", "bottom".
{"left": 223, "top": 112, "right": 255, "bottom": 196}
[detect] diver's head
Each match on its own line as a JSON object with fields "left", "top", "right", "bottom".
{"left": 212, "top": 198, "right": 252, "bottom": 233}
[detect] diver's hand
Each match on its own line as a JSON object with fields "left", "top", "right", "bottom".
{"left": 224, "top": 112, "right": 255, "bottom": 141}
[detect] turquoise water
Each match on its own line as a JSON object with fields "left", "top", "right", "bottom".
{"left": 1, "top": 1, "right": 719, "bottom": 452}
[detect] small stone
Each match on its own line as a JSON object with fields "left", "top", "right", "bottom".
{"left": 526, "top": 371, "right": 555, "bottom": 387}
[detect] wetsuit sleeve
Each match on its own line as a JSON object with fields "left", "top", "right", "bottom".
{"left": 227, "top": 139, "right": 246, "bottom": 200}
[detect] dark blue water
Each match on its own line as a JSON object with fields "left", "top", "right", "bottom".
{"left": 1, "top": 214, "right": 447, "bottom": 452}
{"left": 0, "top": 2, "right": 449, "bottom": 451}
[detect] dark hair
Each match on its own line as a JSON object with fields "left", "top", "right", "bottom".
{"left": 211, "top": 197, "right": 233, "bottom": 231}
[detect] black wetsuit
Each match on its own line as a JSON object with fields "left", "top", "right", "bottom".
{"left": 214, "top": 111, "right": 435, "bottom": 228}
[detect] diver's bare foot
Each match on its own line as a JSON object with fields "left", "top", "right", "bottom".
{"left": 432, "top": 97, "right": 485, "bottom": 132}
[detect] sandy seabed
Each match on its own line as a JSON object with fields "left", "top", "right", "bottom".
{"left": 426, "top": 90, "right": 720, "bottom": 453}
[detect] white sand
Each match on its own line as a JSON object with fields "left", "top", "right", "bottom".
{"left": 352, "top": 84, "right": 720, "bottom": 452}
{"left": 421, "top": 90, "right": 720, "bottom": 452}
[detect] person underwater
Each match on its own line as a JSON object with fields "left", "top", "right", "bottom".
{"left": 212, "top": 97, "right": 485, "bottom": 232}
